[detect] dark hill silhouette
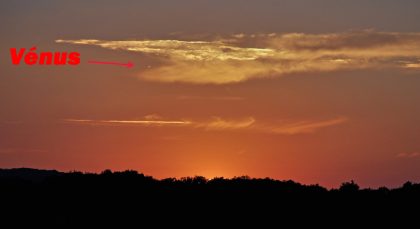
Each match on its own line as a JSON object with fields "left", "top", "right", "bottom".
{"left": 1, "top": 168, "right": 419, "bottom": 226}
{"left": 0, "top": 168, "right": 61, "bottom": 182}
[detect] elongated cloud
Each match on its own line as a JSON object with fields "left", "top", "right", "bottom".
{"left": 267, "top": 117, "right": 348, "bottom": 135}
{"left": 194, "top": 117, "right": 256, "bottom": 130}
{"left": 397, "top": 152, "right": 420, "bottom": 158}
{"left": 56, "top": 39, "right": 274, "bottom": 61}
{"left": 63, "top": 116, "right": 347, "bottom": 135}
{"left": 57, "top": 30, "right": 420, "bottom": 84}
{"left": 63, "top": 119, "right": 191, "bottom": 126}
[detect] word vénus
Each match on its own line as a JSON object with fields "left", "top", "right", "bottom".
{"left": 10, "top": 47, "right": 80, "bottom": 65}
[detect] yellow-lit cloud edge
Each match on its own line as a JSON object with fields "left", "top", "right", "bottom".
{"left": 57, "top": 30, "right": 420, "bottom": 84}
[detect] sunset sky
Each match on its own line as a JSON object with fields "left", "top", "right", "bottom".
{"left": 1, "top": 0, "right": 420, "bottom": 188}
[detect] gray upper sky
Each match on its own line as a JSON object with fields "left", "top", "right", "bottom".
{"left": 2, "top": 0, "right": 420, "bottom": 42}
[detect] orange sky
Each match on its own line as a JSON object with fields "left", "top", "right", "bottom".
{"left": 1, "top": 0, "right": 420, "bottom": 188}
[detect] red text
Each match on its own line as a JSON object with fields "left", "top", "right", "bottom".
{"left": 10, "top": 47, "right": 80, "bottom": 66}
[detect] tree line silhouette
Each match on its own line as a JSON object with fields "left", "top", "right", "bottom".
{"left": 1, "top": 168, "right": 419, "bottom": 226}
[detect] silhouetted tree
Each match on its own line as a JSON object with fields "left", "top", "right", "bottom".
{"left": 339, "top": 180, "right": 360, "bottom": 192}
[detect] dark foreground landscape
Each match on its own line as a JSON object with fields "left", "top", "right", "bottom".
{"left": 1, "top": 168, "right": 420, "bottom": 226}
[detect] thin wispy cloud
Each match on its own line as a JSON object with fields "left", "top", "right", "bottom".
{"left": 63, "top": 119, "right": 192, "bottom": 126}
{"left": 57, "top": 30, "right": 420, "bottom": 84}
{"left": 63, "top": 116, "right": 347, "bottom": 135}
{"left": 266, "top": 117, "right": 348, "bottom": 135}
{"left": 195, "top": 117, "right": 256, "bottom": 130}
{"left": 396, "top": 152, "right": 420, "bottom": 158}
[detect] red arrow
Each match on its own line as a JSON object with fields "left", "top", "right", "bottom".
{"left": 88, "top": 60, "right": 134, "bottom": 68}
